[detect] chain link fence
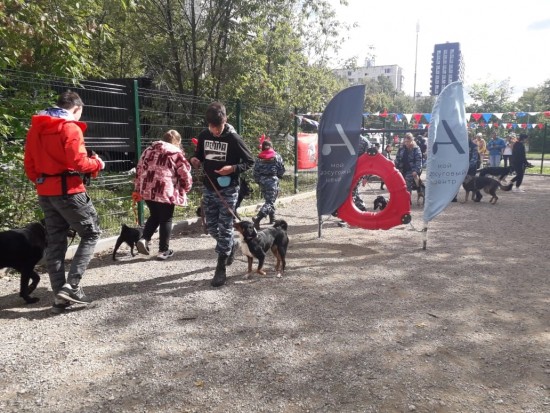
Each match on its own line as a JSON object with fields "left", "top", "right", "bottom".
{"left": 0, "top": 70, "right": 317, "bottom": 234}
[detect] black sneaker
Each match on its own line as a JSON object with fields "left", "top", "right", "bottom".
{"left": 50, "top": 298, "right": 73, "bottom": 315}
{"left": 56, "top": 283, "right": 92, "bottom": 304}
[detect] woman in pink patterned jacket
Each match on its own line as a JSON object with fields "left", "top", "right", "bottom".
{"left": 134, "top": 130, "right": 192, "bottom": 260}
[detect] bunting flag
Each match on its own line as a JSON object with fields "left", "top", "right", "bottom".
{"left": 316, "top": 85, "right": 365, "bottom": 216}
{"left": 423, "top": 82, "right": 468, "bottom": 248}
{"left": 297, "top": 110, "right": 548, "bottom": 133}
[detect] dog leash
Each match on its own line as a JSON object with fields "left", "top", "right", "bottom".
{"left": 131, "top": 192, "right": 141, "bottom": 225}
{"left": 205, "top": 174, "right": 240, "bottom": 222}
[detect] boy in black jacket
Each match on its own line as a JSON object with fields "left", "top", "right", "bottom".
{"left": 190, "top": 102, "right": 254, "bottom": 287}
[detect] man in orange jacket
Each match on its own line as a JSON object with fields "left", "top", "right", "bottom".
{"left": 24, "top": 91, "right": 105, "bottom": 314}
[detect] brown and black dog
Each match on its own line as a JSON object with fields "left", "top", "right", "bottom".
{"left": 477, "top": 166, "right": 511, "bottom": 181}
{"left": 462, "top": 175, "right": 513, "bottom": 204}
{"left": 412, "top": 175, "right": 426, "bottom": 206}
{"left": 233, "top": 219, "right": 289, "bottom": 278}
{"left": 0, "top": 222, "right": 46, "bottom": 303}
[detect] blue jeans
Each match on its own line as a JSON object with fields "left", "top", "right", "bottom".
{"left": 489, "top": 154, "right": 501, "bottom": 167}
{"left": 39, "top": 193, "right": 100, "bottom": 294}
{"left": 202, "top": 186, "right": 238, "bottom": 256}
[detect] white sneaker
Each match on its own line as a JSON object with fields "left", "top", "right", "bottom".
{"left": 136, "top": 238, "right": 150, "bottom": 255}
{"left": 157, "top": 249, "right": 174, "bottom": 260}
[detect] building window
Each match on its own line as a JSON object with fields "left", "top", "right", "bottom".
{"left": 348, "top": 71, "right": 352, "bottom": 76}
{"left": 384, "top": 68, "right": 391, "bottom": 74}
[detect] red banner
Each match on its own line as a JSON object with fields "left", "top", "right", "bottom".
{"left": 297, "top": 132, "right": 318, "bottom": 170}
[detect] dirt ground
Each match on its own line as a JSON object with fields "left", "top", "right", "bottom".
{"left": 0, "top": 174, "right": 549, "bottom": 413}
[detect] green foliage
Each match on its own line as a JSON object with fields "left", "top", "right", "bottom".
{"left": 0, "top": 140, "right": 42, "bottom": 230}
{"left": 0, "top": 0, "right": 105, "bottom": 78}
{"left": 465, "top": 79, "right": 515, "bottom": 113}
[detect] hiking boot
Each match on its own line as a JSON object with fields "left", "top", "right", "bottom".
{"left": 268, "top": 211, "right": 276, "bottom": 224}
{"left": 211, "top": 255, "right": 227, "bottom": 287}
{"left": 157, "top": 249, "right": 174, "bottom": 260}
{"left": 136, "top": 238, "right": 150, "bottom": 255}
{"left": 56, "top": 283, "right": 92, "bottom": 304}
{"left": 50, "top": 297, "right": 73, "bottom": 315}
{"left": 226, "top": 240, "right": 239, "bottom": 266}
{"left": 253, "top": 213, "right": 265, "bottom": 230}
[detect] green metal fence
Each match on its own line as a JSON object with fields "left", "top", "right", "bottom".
{"left": 0, "top": 70, "right": 317, "bottom": 234}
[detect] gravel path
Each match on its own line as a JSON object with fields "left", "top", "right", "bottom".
{"left": 1, "top": 175, "right": 549, "bottom": 413}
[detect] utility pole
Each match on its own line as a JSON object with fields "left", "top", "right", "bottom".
{"left": 413, "top": 20, "right": 420, "bottom": 101}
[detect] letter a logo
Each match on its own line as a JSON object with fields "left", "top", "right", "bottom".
{"left": 433, "top": 120, "right": 466, "bottom": 155}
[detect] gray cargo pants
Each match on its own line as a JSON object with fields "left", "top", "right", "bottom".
{"left": 38, "top": 192, "right": 101, "bottom": 294}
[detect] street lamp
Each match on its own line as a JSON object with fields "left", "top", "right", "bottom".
{"left": 413, "top": 20, "right": 420, "bottom": 101}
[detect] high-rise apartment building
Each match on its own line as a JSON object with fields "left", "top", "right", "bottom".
{"left": 430, "top": 42, "right": 465, "bottom": 96}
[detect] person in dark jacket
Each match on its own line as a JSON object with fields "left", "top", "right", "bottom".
{"left": 190, "top": 102, "right": 254, "bottom": 287}
{"left": 510, "top": 133, "right": 529, "bottom": 192}
{"left": 394, "top": 133, "right": 423, "bottom": 194}
{"left": 253, "top": 140, "right": 285, "bottom": 229}
{"left": 24, "top": 91, "right": 105, "bottom": 313}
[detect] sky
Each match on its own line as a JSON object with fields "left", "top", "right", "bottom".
{"left": 328, "top": 0, "right": 550, "bottom": 101}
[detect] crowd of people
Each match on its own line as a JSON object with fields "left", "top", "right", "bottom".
{"left": 24, "top": 93, "right": 286, "bottom": 313}
{"left": 359, "top": 130, "right": 530, "bottom": 206}
{"left": 24, "top": 91, "right": 532, "bottom": 314}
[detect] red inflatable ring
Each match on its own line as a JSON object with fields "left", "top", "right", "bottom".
{"left": 337, "top": 151, "right": 411, "bottom": 230}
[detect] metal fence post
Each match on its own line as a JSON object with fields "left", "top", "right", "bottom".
{"left": 132, "top": 79, "right": 144, "bottom": 225}
{"left": 293, "top": 107, "right": 298, "bottom": 194}
{"left": 540, "top": 123, "right": 547, "bottom": 174}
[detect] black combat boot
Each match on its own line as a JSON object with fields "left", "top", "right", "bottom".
{"left": 226, "top": 238, "right": 239, "bottom": 266}
{"left": 211, "top": 254, "right": 228, "bottom": 287}
{"left": 268, "top": 211, "right": 276, "bottom": 224}
{"left": 252, "top": 212, "right": 266, "bottom": 230}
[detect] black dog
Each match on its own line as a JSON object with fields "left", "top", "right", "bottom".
{"left": 233, "top": 219, "right": 289, "bottom": 278}
{"left": 462, "top": 175, "right": 513, "bottom": 204}
{"left": 478, "top": 166, "right": 510, "bottom": 181}
{"left": 0, "top": 222, "right": 47, "bottom": 303}
{"left": 373, "top": 195, "right": 388, "bottom": 211}
{"left": 196, "top": 176, "right": 253, "bottom": 219}
{"left": 112, "top": 224, "right": 143, "bottom": 260}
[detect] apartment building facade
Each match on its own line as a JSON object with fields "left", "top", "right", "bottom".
{"left": 333, "top": 64, "right": 404, "bottom": 92}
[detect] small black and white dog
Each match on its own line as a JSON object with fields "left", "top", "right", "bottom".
{"left": 0, "top": 222, "right": 47, "bottom": 303}
{"left": 112, "top": 224, "right": 143, "bottom": 260}
{"left": 233, "top": 219, "right": 289, "bottom": 278}
{"left": 373, "top": 195, "right": 388, "bottom": 211}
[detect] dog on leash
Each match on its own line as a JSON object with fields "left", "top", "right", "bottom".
{"left": 478, "top": 166, "right": 510, "bottom": 181}
{"left": 412, "top": 175, "right": 426, "bottom": 206}
{"left": 0, "top": 222, "right": 47, "bottom": 303}
{"left": 462, "top": 175, "right": 513, "bottom": 204}
{"left": 233, "top": 219, "right": 289, "bottom": 278}
{"left": 112, "top": 224, "right": 143, "bottom": 260}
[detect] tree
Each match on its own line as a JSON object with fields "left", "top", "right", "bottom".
{"left": 465, "top": 79, "right": 515, "bottom": 113}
